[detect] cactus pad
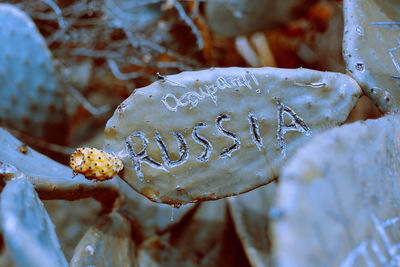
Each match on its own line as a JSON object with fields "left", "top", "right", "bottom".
{"left": 274, "top": 114, "right": 400, "bottom": 266}
{"left": 0, "top": 4, "right": 66, "bottom": 141}
{"left": 1, "top": 179, "right": 68, "bottom": 267}
{"left": 70, "top": 212, "right": 137, "bottom": 267}
{"left": 104, "top": 67, "right": 361, "bottom": 204}
{"left": 205, "top": 0, "right": 310, "bottom": 36}
{"left": 228, "top": 183, "right": 277, "bottom": 267}
{"left": 343, "top": 0, "right": 400, "bottom": 112}
{"left": 103, "top": 0, "right": 163, "bottom": 31}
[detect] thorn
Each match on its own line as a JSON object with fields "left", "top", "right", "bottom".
{"left": 156, "top": 72, "right": 166, "bottom": 82}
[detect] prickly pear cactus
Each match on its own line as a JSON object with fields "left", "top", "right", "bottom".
{"left": 0, "top": 4, "right": 66, "bottom": 141}
{"left": 274, "top": 114, "right": 400, "bottom": 266}
{"left": 228, "top": 183, "right": 277, "bottom": 267}
{"left": 0, "top": 178, "right": 68, "bottom": 267}
{"left": 205, "top": 0, "right": 312, "bottom": 36}
{"left": 70, "top": 212, "right": 137, "bottom": 267}
{"left": 137, "top": 199, "right": 249, "bottom": 267}
{"left": 103, "top": 0, "right": 163, "bottom": 30}
{"left": 0, "top": 126, "right": 197, "bottom": 265}
{"left": 105, "top": 67, "right": 361, "bottom": 204}
{"left": 116, "top": 184, "right": 196, "bottom": 239}
{"left": 166, "top": 200, "right": 228, "bottom": 260}
{"left": 1, "top": 1, "right": 398, "bottom": 266}
{"left": 343, "top": 0, "right": 400, "bottom": 112}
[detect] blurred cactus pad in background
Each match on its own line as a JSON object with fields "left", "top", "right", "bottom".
{"left": 0, "top": 0, "right": 399, "bottom": 266}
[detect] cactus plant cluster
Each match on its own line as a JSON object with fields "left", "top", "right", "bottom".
{"left": 0, "top": 4, "right": 66, "bottom": 142}
{"left": 0, "top": 0, "right": 400, "bottom": 266}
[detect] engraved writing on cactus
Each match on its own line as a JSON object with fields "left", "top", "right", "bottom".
{"left": 248, "top": 110, "right": 263, "bottom": 151}
{"left": 388, "top": 39, "right": 400, "bottom": 78}
{"left": 370, "top": 22, "right": 400, "bottom": 30}
{"left": 340, "top": 213, "right": 400, "bottom": 267}
{"left": 125, "top": 101, "right": 310, "bottom": 179}
{"left": 369, "top": 24, "right": 400, "bottom": 80}
{"left": 192, "top": 122, "right": 213, "bottom": 162}
{"left": 216, "top": 113, "right": 241, "bottom": 158}
{"left": 154, "top": 130, "right": 189, "bottom": 168}
{"left": 294, "top": 81, "right": 326, "bottom": 88}
{"left": 161, "top": 72, "right": 259, "bottom": 112}
{"left": 125, "top": 132, "right": 168, "bottom": 181}
{"left": 276, "top": 99, "right": 311, "bottom": 157}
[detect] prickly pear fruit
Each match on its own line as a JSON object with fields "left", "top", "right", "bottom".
{"left": 0, "top": 127, "right": 118, "bottom": 201}
{"left": 104, "top": 67, "right": 361, "bottom": 204}
{"left": 70, "top": 147, "right": 124, "bottom": 181}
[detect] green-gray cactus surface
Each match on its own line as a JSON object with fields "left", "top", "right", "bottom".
{"left": 1, "top": 179, "right": 68, "bottom": 267}
{"left": 105, "top": 67, "right": 361, "bottom": 204}
{"left": 1, "top": 1, "right": 400, "bottom": 267}
{"left": 0, "top": 4, "right": 66, "bottom": 142}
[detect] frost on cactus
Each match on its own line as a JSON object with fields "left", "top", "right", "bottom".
{"left": 0, "top": 179, "right": 68, "bottom": 267}
{"left": 343, "top": 0, "right": 400, "bottom": 112}
{"left": 0, "top": 4, "right": 66, "bottom": 142}
{"left": 228, "top": 183, "right": 277, "bottom": 267}
{"left": 70, "top": 212, "right": 137, "bottom": 267}
{"left": 274, "top": 114, "right": 400, "bottom": 267}
{"left": 104, "top": 67, "right": 361, "bottom": 204}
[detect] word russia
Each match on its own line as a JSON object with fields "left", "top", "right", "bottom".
{"left": 104, "top": 67, "right": 361, "bottom": 204}
{"left": 124, "top": 101, "right": 311, "bottom": 181}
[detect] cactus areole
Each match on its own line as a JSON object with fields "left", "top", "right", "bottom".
{"left": 104, "top": 67, "right": 361, "bottom": 204}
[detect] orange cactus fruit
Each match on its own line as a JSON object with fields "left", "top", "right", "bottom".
{"left": 70, "top": 147, "right": 123, "bottom": 181}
